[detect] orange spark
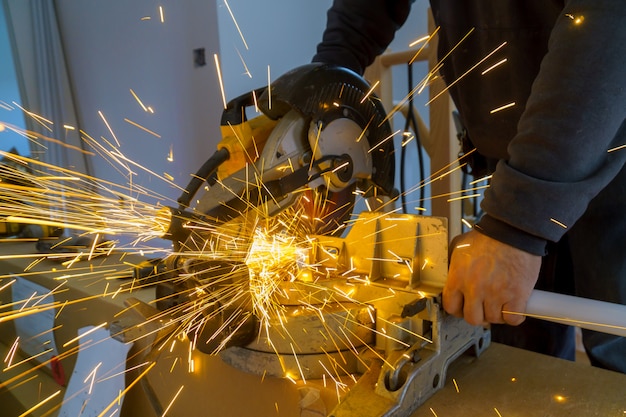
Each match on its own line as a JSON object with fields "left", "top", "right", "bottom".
{"left": 124, "top": 118, "right": 161, "bottom": 138}
{"left": 98, "top": 110, "right": 121, "bottom": 147}
{"left": 159, "top": 6, "right": 165, "bottom": 23}
{"left": 129, "top": 89, "right": 148, "bottom": 111}
{"left": 214, "top": 54, "right": 227, "bottom": 109}
{"left": 223, "top": 0, "right": 248, "bottom": 50}
{"left": 490, "top": 102, "right": 516, "bottom": 114}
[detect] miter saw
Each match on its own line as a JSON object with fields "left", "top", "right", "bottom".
{"left": 164, "top": 62, "right": 397, "bottom": 244}
{"left": 122, "top": 63, "right": 490, "bottom": 417}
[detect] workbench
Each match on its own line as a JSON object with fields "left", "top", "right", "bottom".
{"left": 411, "top": 343, "right": 626, "bottom": 417}
{"left": 0, "top": 241, "right": 624, "bottom": 417}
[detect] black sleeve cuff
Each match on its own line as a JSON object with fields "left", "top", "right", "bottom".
{"left": 475, "top": 214, "right": 548, "bottom": 256}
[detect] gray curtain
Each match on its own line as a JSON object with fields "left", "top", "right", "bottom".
{"left": 4, "top": 0, "right": 90, "bottom": 175}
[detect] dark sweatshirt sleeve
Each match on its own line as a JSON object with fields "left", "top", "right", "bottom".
{"left": 477, "top": 0, "right": 626, "bottom": 255}
{"left": 312, "top": 0, "right": 413, "bottom": 75}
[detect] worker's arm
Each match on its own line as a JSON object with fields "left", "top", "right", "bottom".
{"left": 478, "top": 0, "right": 626, "bottom": 254}
{"left": 446, "top": 0, "right": 626, "bottom": 324}
{"left": 313, "top": 0, "right": 626, "bottom": 325}
{"left": 315, "top": 0, "right": 626, "bottom": 252}
{"left": 312, "top": 0, "right": 413, "bottom": 75}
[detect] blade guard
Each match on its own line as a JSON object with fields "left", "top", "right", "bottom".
{"left": 257, "top": 63, "right": 395, "bottom": 197}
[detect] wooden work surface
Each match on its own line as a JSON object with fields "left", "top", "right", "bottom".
{"left": 124, "top": 341, "right": 626, "bottom": 417}
{"left": 411, "top": 342, "right": 626, "bottom": 417}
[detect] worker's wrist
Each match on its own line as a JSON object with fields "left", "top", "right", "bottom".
{"left": 475, "top": 214, "right": 547, "bottom": 256}
{"left": 311, "top": 55, "right": 363, "bottom": 76}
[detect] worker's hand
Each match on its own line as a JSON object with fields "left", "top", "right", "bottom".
{"left": 444, "top": 230, "right": 541, "bottom": 326}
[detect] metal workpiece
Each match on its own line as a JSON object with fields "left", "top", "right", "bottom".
{"left": 525, "top": 290, "right": 626, "bottom": 338}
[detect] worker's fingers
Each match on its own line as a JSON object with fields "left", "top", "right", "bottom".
{"left": 446, "top": 230, "right": 540, "bottom": 326}
{"left": 501, "top": 301, "right": 527, "bottom": 326}
{"left": 483, "top": 298, "right": 507, "bottom": 324}
{"left": 462, "top": 297, "right": 486, "bottom": 326}
{"left": 442, "top": 285, "right": 464, "bottom": 318}
{"left": 451, "top": 287, "right": 525, "bottom": 326}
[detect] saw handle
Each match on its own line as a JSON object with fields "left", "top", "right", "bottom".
{"left": 221, "top": 87, "right": 267, "bottom": 125}
{"left": 177, "top": 88, "right": 274, "bottom": 209}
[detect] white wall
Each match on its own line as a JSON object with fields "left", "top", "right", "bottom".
{"left": 217, "top": 0, "right": 430, "bottom": 104}
{"left": 215, "top": 0, "right": 331, "bottom": 99}
{"left": 56, "top": 0, "right": 223, "bottom": 209}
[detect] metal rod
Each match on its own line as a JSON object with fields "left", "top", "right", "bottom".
{"left": 520, "top": 290, "right": 626, "bottom": 338}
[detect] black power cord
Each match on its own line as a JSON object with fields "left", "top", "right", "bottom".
{"left": 400, "top": 63, "right": 426, "bottom": 214}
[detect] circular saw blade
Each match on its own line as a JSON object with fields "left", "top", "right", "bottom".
{"left": 293, "top": 185, "right": 355, "bottom": 236}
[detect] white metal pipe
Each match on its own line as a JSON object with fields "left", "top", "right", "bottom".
{"left": 523, "top": 290, "right": 626, "bottom": 338}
